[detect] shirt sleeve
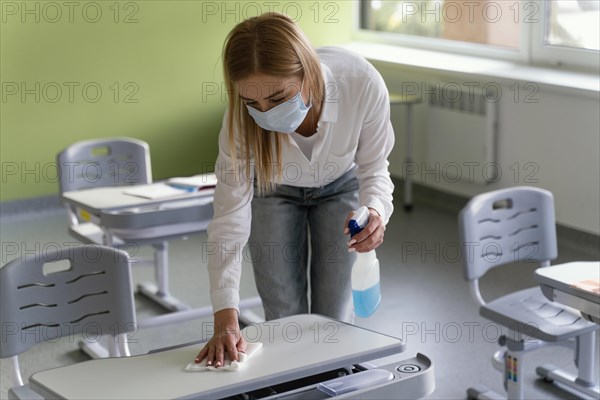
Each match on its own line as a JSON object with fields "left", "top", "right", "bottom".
{"left": 206, "top": 111, "right": 254, "bottom": 314}
{"left": 355, "top": 66, "right": 395, "bottom": 225}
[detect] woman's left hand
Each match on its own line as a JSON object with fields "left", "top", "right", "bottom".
{"left": 343, "top": 207, "right": 385, "bottom": 253}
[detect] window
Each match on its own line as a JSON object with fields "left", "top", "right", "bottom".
{"left": 546, "top": 1, "right": 599, "bottom": 51}
{"left": 532, "top": 0, "right": 600, "bottom": 69}
{"left": 359, "top": 1, "right": 599, "bottom": 70}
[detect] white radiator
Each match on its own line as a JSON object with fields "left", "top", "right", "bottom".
{"left": 426, "top": 82, "right": 498, "bottom": 185}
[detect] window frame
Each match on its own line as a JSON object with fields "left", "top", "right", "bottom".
{"left": 355, "top": 0, "right": 599, "bottom": 72}
{"left": 530, "top": 0, "right": 600, "bottom": 70}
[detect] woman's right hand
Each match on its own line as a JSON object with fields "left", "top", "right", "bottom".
{"left": 195, "top": 308, "right": 247, "bottom": 368}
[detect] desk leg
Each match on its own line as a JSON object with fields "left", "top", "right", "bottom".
{"left": 537, "top": 330, "right": 599, "bottom": 398}
{"left": 576, "top": 331, "right": 598, "bottom": 386}
{"left": 102, "top": 227, "right": 114, "bottom": 247}
{"left": 404, "top": 103, "right": 414, "bottom": 211}
{"left": 137, "top": 242, "right": 190, "bottom": 312}
{"left": 154, "top": 241, "right": 169, "bottom": 296}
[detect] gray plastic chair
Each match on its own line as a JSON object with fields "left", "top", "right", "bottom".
{"left": 57, "top": 137, "right": 152, "bottom": 245}
{"left": 459, "top": 186, "right": 599, "bottom": 399}
{"left": 0, "top": 245, "right": 136, "bottom": 399}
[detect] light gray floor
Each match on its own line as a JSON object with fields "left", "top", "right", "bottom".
{"left": 1, "top": 195, "right": 598, "bottom": 399}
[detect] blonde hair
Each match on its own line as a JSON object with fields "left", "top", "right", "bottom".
{"left": 222, "top": 12, "right": 324, "bottom": 194}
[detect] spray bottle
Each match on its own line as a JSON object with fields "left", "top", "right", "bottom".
{"left": 347, "top": 206, "right": 381, "bottom": 317}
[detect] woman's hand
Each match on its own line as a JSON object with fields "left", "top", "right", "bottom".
{"left": 195, "top": 308, "right": 247, "bottom": 368}
{"left": 343, "top": 207, "right": 385, "bottom": 253}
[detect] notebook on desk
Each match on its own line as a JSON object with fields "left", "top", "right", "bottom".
{"left": 123, "top": 174, "right": 218, "bottom": 200}
{"left": 167, "top": 173, "right": 217, "bottom": 191}
{"left": 123, "top": 183, "right": 192, "bottom": 200}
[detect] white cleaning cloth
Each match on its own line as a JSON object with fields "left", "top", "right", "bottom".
{"left": 185, "top": 342, "right": 263, "bottom": 372}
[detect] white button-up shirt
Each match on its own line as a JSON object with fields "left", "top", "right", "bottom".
{"left": 207, "top": 46, "right": 395, "bottom": 313}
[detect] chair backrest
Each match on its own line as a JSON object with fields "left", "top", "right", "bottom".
{"left": 57, "top": 137, "right": 152, "bottom": 194}
{"left": 459, "top": 186, "right": 558, "bottom": 282}
{"left": 0, "top": 245, "right": 136, "bottom": 360}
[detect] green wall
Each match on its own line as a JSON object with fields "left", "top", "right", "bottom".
{"left": 0, "top": 0, "right": 354, "bottom": 201}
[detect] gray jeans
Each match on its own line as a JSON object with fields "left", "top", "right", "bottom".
{"left": 249, "top": 168, "right": 359, "bottom": 323}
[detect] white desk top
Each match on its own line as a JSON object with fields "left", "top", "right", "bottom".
{"left": 30, "top": 314, "right": 405, "bottom": 399}
{"left": 62, "top": 185, "right": 214, "bottom": 214}
{"left": 535, "top": 261, "right": 600, "bottom": 304}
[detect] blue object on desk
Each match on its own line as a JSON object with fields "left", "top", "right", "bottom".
{"left": 168, "top": 183, "right": 199, "bottom": 192}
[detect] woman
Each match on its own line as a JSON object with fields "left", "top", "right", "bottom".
{"left": 196, "top": 12, "right": 394, "bottom": 368}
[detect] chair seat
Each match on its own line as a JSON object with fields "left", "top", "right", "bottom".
{"left": 481, "top": 287, "right": 598, "bottom": 342}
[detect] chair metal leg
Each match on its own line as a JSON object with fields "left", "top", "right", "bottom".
{"left": 107, "top": 337, "right": 119, "bottom": 358}
{"left": 491, "top": 348, "right": 505, "bottom": 371}
{"left": 9, "top": 356, "right": 23, "bottom": 387}
{"left": 117, "top": 333, "right": 131, "bottom": 357}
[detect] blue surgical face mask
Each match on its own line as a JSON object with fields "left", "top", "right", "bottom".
{"left": 245, "top": 79, "right": 311, "bottom": 134}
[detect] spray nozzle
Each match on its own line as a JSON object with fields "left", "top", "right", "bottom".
{"left": 348, "top": 206, "right": 370, "bottom": 237}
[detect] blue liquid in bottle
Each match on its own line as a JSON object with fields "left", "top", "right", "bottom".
{"left": 353, "top": 282, "right": 381, "bottom": 318}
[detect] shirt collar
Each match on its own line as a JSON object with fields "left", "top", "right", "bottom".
{"left": 319, "top": 62, "right": 338, "bottom": 123}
